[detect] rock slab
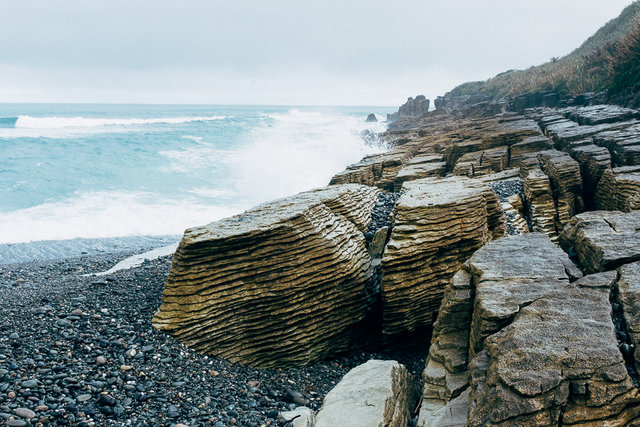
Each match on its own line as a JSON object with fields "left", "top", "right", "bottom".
{"left": 153, "top": 184, "right": 380, "bottom": 368}
{"left": 315, "top": 360, "right": 419, "bottom": 427}
{"left": 381, "top": 177, "right": 505, "bottom": 336}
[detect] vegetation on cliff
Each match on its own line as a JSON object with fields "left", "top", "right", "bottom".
{"left": 446, "top": 1, "right": 640, "bottom": 100}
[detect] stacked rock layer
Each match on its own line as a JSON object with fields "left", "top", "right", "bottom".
{"left": 153, "top": 184, "right": 380, "bottom": 368}
{"left": 380, "top": 177, "right": 505, "bottom": 336}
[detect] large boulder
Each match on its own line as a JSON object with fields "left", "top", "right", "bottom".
{"left": 468, "top": 272, "right": 639, "bottom": 426}
{"left": 420, "top": 234, "right": 640, "bottom": 426}
{"left": 152, "top": 184, "right": 380, "bottom": 368}
{"left": 315, "top": 360, "right": 419, "bottom": 427}
{"left": 560, "top": 210, "right": 640, "bottom": 273}
{"left": 380, "top": 177, "right": 505, "bottom": 337}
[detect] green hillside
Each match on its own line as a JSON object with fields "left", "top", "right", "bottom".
{"left": 446, "top": 1, "right": 640, "bottom": 100}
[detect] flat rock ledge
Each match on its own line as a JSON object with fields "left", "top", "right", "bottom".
{"left": 418, "top": 233, "right": 640, "bottom": 426}
{"left": 314, "top": 360, "right": 419, "bottom": 427}
{"left": 381, "top": 176, "right": 505, "bottom": 337}
{"left": 152, "top": 184, "right": 380, "bottom": 368}
{"left": 560, "top": 210, "right": 640, "bottom": 273}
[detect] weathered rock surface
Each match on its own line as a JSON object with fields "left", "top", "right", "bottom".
{"left": 314, "top": 360, "right": 419, "bottom": 427}
{"left": 420, "top": 233, "right": 640, "bottom": 426}
{"left": 453, "top": 146, "right": 508, "bottom": 177}
{"left": 520, "top": 162, "right": 558, "bottom": 240}
{"left": 564, "top": 104, "right": 640, "bottom": 126}
{"left": 568, "top": 143, "right": 611, "bottom": 208}
{"left": 618, "top": 261, "right": 640, "bottom": 366}
{"left": 595, "top": 165, "right": 640, "bottom": 212}
{"left": 468, "top": 272, "right": 638, "bottom": 426}
{"left": 281, "top": 407, "right": 316, "bottom": 427}
{"left": 538, "top": 149, "right": 584, "bottom": 226}
{"left": 381, "top": 177, "right": 505, "bottom": 336}
{"left": 592, "top": 124, "right": 640, "bottom": 167}
{"left": 153, "top": 184, "right": 380, "bottom": 368}
{"left": 509, "top": 135, "right": 553, "bottom": 166}
{"left": 546, "top": 117, "right": 638, "bottom": 147}
{"left": 435, "top": 94, "right": 509, "bottom": 119}
{"left": 329, "top": 149, "right": 416, "bottom": 191}
{"left": 393, "top": 154, "right": 446, "bottom": 191}
{"left": 560, "top": 210, "right": 640, "bottom": 273}
{"left": 387, "top": 95, "right": 430, "bottom": 124}
{"left": 517, "top": 149, "right": 584, "bottom": 242}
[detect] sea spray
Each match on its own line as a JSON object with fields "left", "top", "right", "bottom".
{"left": 0, "top": 104, "right": 390, "bottom": 243}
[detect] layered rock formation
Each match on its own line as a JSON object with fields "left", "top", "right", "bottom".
{"left": 419, "top": 233, "right": 640, "bottom": 426}
{"left": 153, "top": 96, "right": 640, "bottom": 426}
{"left": 314, "top": 360, "right": 419, "bottom": 427}
{"left": 387, "top": 95, "right": 430, "bottom": 125}
{"left": 153, "top": 184, "right": 380, "bottom": 368}
{"left": 529, "top": 106, "right": 640, "bottom": 213}
{"left": 595, "top": 165, "right": 640, "bottom": 212}
{"left": 560, "top": 210, "right": 640, "bottom": 273}
{"left": 380, "top": 177, "right": 505, "bottom": 337}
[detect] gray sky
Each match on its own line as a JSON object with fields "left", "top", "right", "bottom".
{"left": 0, "top": 0, "right": 635, "bottom": 105}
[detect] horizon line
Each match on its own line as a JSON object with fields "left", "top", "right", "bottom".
{"left": 0, "top": 101, "right": 400, "bottom": 108}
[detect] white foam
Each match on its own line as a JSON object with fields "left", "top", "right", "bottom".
{"left": 87, "top": 243, "right": 179, "bottom": 276}
{"left": 0, "top": 191, "right": 248, "bottom": 244}
{"left": 0, "top": 108, "right": 389, "bottom": 244}
{"left": 230, "top": 109, "right": 388, "bottom": 203}
{"left": 15, "top": 115, "right": 227, "bottom": 129}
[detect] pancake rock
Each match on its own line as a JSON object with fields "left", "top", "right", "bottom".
{"left": 380, "top": 177, "right": 505, "bottom": 336}
{"left": 517, "top": 150, "right": 584, "bottom": 242}
{"left": 592, "top": 124, "right": 640, "bottom": 167}
{"left": 560, "top": 210, "right": 640, "bottom": 273}
{"left": 314, "top": 360, "right": 419, "bottom": 427}
{"left": 563, "top": 104, "right": 640, "bottom": 126}
{"left": 329, "top": 148, "right": 416, "bottom": 191}
{"left": 393, "top": 154, "right": 446, "bottom": 191}
{"left": 387, "top": 95, "right": 430, "bottom": 124}
{"left": 537, "top": 150, "right": 584, "bottom": 226}
{"left": 618, "top": 261, "right": 640, "bottom": 366}
{"left": 595, "top": 165, "right": 640, "bottom": 212}
{"left": 567, "top": 144, "right": 611, "bottom": 208}
{"left": 520, "top": 162, "right": 558, "bottom": 240}
{"left": 453, "top": 146, "right": 508, "bottom": 178}
{"left": 152, "top": 184, "right": 380, "bottom": 368}
{"left": 420, "top": 234, "right": 640, "bottom": 426}
{"left": 509, "top": 135, "right": 553, "bottom": 166}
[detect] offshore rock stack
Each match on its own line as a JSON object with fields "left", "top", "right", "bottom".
{"left": 150, "top": 96, "right": 640, "bottom": 425}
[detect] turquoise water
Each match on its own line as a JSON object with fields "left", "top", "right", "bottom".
{"left": 0, "top": 104, "right": 390, "bottom": 243}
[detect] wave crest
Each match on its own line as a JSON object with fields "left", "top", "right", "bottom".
{"left": 14, "top": 115, "right": 227, "bottom": 129}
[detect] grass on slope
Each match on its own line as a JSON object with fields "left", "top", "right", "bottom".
{"left": 447, "top": 1, "right": 640, "bottom": 99}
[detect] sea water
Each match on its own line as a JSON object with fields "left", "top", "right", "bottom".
{"left": 0, "top": 104, "right": 390, "bottom": 250}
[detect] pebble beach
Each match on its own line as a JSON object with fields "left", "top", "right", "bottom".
{"left": 0, "top": 247, "right": 426, "bottom": 427}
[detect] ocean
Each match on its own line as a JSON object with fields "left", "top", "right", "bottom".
{"left": 0, "top": 104, "right": 390, "bottom": 259}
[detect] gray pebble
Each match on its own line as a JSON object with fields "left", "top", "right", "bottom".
{"left": 21, "top": 380, "right": 38, "bottom": 389}
{"left": 13, "top": 408, "right": 36, "bottom": 419}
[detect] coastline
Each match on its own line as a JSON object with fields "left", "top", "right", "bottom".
{"left": 0, "top": 235, "right": 181, "bottom": 266}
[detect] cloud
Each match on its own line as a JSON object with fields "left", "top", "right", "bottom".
{"left": 1, "top": 0, "right": 634, "bottom": 104}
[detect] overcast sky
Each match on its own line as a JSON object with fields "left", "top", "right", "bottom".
{"left": 0, "top": 0, "right": 635, "bottom": 106}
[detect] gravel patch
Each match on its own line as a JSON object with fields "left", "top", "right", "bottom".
{"left": 488, "top": 178, "right": 523, "bottom": 202}
{"left": 0, "top": 250, "right": 426, "bottom": 426}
